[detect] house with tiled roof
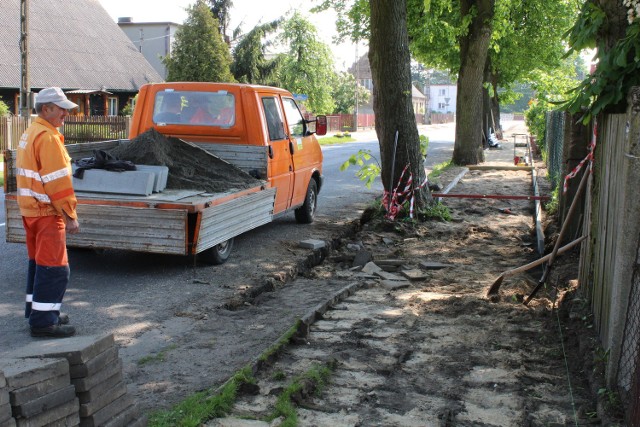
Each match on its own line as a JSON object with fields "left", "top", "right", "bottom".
{"left": 0, "top": 0, "right": 163, "bottom": 115}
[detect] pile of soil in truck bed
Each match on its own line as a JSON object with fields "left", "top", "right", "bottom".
{"left": 109, "top": 128, "right": 262, "bottom": 194}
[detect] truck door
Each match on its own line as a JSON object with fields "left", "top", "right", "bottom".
{"left": 262, "top": 96, "right": 294, "bottom": 214}
{"left": 281, "top": 97, "right": 318, "bottom": 208}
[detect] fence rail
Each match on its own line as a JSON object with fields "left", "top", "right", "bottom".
{"left": 0, "top": 116, "right": 131, "bottom": 151}
{"left": 0, "top": 116, "right": 31, "bottom": 152}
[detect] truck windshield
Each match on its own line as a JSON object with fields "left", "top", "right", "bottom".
{"left": 153, "top": 90, "right": 235, "bottom": 127}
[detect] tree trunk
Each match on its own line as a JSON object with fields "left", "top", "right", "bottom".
{"left": 488, "top": 66, "right": 501, "bottom": 137}
{"left": 452, "top": 0, "right": 495, "bottom": 165}
{"left": 369, "top": 0, "right": 431, "bottom": 210}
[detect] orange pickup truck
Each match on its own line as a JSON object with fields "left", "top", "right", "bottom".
{"left": 4, "top": 82, "right": 327, "bottom": 264}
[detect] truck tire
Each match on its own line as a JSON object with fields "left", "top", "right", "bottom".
{"left": 295, "top": 179, "right": 317, "bottom": 224}
{"left": 200, "top": 238, "right": 234, "bottom": 265}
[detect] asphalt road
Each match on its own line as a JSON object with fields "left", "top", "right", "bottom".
{"left": 0, "top": 123, "right": 455, "bottom": 354}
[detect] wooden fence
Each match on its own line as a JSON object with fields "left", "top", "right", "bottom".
{"left": 577, "top": 96, "right": 640, "bottom": 423}
{"left": 61, "top": 116, "right": 130, "bottom": 144}
{"left": 0, "top": 116, "right": 31, "bottom": 152}
{"left": 1, "top": 116, "right": 131, "bottom": 151}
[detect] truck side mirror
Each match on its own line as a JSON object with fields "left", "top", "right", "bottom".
{"left": 315, "top": 115, "right": 327, "bottom": 136}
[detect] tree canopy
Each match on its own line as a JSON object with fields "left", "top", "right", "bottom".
{"left": 332, "top": 71, "right": 371, "bottom": 114}
{"left": 278, "top": 11, "right": 337, "bottom": 114}
{"left": 231, "top": 19, "right": 283, "bottom": 85}
{"left": 163, "top": 0, "right": 235, "bottom": 83}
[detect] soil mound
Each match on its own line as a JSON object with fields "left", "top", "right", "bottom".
{"left": 109, "top": 128, "right": 261, "bottom": 193}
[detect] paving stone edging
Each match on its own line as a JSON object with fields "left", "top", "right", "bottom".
{"left": 1, "top": 334, "right": 146, "bottom": 427}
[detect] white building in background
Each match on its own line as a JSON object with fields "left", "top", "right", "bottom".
{"left": 117, "top": 17, "right": 180, "bottom": 80}
{"left": 428, "top": 84, "right": 457, "bottom": 114}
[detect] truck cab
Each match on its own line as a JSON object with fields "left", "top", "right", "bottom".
{"left": 130, "top": 82, "right": 325, "bottom": 222}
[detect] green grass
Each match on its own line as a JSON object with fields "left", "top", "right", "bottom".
{"left": 148, "top": 322, "right": 301, "bottom": 426}
{"left": 265, "top": 362, "right": 336, "bottom": 426}
{"left": 148, "top": 366, "right": 255, "bottom": 427}
{"left": 318, "top": 135, "right": 356, "bottom": 145}
{"left": 137, "top": 344, "right": 178, "bottom": 366}
{"left": 428, "top": 159, "right": 454, "bottom": 180}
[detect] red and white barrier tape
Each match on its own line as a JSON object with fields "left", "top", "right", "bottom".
{"left": 563, "top": 118, "right": 597, "bottom": 194}
{"left": 383, "top": 164, "right": 429, "bottom": 220}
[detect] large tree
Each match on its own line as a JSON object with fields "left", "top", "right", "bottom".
{"left": 369, "top": 0, "right": 430, "bottom": 208}
{"left": 565, "top": 0, "right": 640, "bottom": 121}
{"left": 278, "top": 12, "right": 337, "bottom": 114}
{"left": 231, "top": 20, "right": 283, "bottom": 85}
{"left": 332, "top": 71, "right": 371, "bottom": 114}
{"left": 163, "top": 0, "right": 234, "bottom": 82}
{"left": 486, "top": 0, "right": 577, "bottom": 131}
{"left": 208, "top": 0, "right": 234, "bottom": 42}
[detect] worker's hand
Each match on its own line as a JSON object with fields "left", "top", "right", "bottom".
{"left": 64, "top": 214, "right": 80, "bottom": 234}
{"left": 66, "top": 218, "right": 80, "bottom": 234}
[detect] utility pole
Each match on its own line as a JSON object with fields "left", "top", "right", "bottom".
{"left": 353, "top": 40, "right": 359, "bottom": 133}
{"left": 19, "top": 0, "right": 31, "bottom": 118}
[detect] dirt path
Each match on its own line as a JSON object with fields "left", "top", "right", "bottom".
{"left": 201, "top": 126, "right": 609, "bottom": 426}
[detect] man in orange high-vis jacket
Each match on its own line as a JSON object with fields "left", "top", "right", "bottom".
{"left": 17, "top": 87, "right": 80, "bottom": 338}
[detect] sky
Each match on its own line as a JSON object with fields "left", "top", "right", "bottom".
{"left": 98, "top": 0, "right": 364, "bottom": 71}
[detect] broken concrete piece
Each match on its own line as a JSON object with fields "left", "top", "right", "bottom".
{"left": 375, "top": 259, "right": 405, "bottom": 266}
{"left": 299, "top": 239, "right": 326, "bottom": 250}
{"left": 375, "top": 271, "right": 405, "bottom": 281}
{"left": 419, "top": 261, "right": 454, "bottom": 270}
{"left": 401, "top": 269, "right": 430, "bottom": 280}
{"left": 380, "top": 279, "right": 411, "bottom": 290}
{"left": 382, "top": 237, "right": 395, "bottom": 245}
{"left": 362, "top": 262, "right": 382, "bottom": 275}
{"left": 352, "top": 250, "right": 373, "bottom": 268}
{"left": 346, "top": 243, "right": 362, "bottom": 251}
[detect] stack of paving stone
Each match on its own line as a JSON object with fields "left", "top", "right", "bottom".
{"left": 1, "top": 357, "right": 78, "bottom": 426}
{"left": 7, "top": 334, "right": 146, "bottom": 427}
{"left": 0, "top": 370, "right": 16, "bottom": 427}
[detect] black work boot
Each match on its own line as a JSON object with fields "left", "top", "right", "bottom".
{"left": 58, "top": 313, "right": 70, "bottom": 325}
{"left": 30, "top": 324, "right": 76, "bottom": 338}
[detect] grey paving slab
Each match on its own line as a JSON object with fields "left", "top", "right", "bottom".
{"left": 0, "top": 416, "right": 16, "bottom": 427}
{"left": 78, "top": 381, "right": 126, "bottom": 417}
{"left": 14, "top": 397, "right": 78, "bottom": 427}
{"left": 299, "top": 239, "right": 326, "bottom": 249}
{"left": 125, "top": 413, "right": 148, "bottom": 427}
{"left": 135, "top": 165, "right": 168, "bottom": 192}
{"left": 7, "top": 335, "right": 115, "bottom": 366}
{"left": 71, "top": 359, "right": 122, "bottom": 393}
{"left": 102, "top": 403, "right": 142, "bottom": 427}
{"left": 69, "top": 347, "right": 118, "bottom": 379}
{"left": 76, "top": 372, "right": 122, "bottom": 405}
{"left": 0, "top": 402, "right": 12, "bottom": 422}
{"left": 72, "top": 168, "right": 155, "bottom": 196}
{"left": 79, "top": 393, "right": 132, "bottom": 427}
{"left": 0, "top": 389, "right": 9, "bottom": 406}
{"left": 0, "top": 359, "right": 68, "bottom": 390}
{"left": 9, "top": 373, "right": 70, "bottom": 406}
{"left": 12, "top": 384, "right": 76, "bottom": 418}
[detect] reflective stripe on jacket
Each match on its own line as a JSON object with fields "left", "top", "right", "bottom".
{"left": 16, "top": 117, "right": 77, "bottom": 219}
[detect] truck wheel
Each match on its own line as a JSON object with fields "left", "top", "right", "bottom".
{"left": 201, "top": 238, "right": 234, "bottom": 265}
{"left": 295, "top": 179, "right": 317, "bottom": 224}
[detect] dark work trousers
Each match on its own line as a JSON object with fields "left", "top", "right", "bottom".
{"left": 22, "top": 216, "right": 69, "bottom": 328}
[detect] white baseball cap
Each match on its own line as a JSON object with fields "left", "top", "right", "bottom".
{"left": 36, "top": 87, "right": 79, "bottom": 110}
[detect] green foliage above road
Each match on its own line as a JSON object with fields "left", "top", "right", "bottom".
{"left": 231, "top": 19, "right": 283, "bottom": 85}
{"left": 564, "top": 1, "right": 640, "bottom": 122}
{"left": 163, "top": 0, "right": 235, "bottom": 83}
{"left": 278, "top": 12, "right": 337, "bottom": 114}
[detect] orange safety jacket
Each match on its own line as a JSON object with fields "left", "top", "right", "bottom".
{"left": 16, "top": 117, "right": 77, "bottom": 220}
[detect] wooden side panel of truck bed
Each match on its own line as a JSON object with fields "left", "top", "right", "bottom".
{"left": 5, "top": 198, "right": 189, "bottom": 254}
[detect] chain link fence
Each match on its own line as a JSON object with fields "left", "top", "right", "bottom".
{"left": 544, "top": 110, "right": 566, "bottom": 190}
{"left": 619, "top": 266, "right": 640, "bottom": 422}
